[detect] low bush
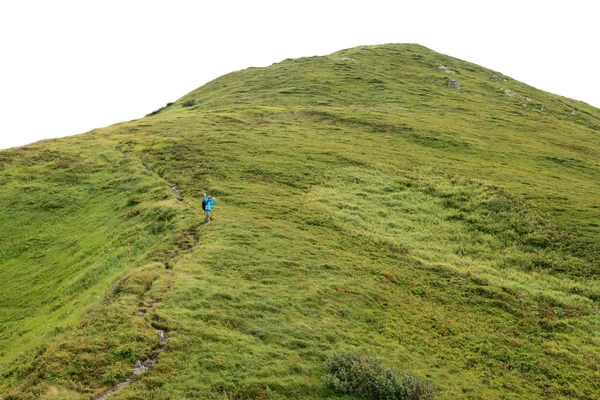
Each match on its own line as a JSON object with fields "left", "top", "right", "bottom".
{"left": 146, "top": 102, "right": 174, "bottom": 117}
{"left": 323, "top": 352, "right": 435, "bottom": 400}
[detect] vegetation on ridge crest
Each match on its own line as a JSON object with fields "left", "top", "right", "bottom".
{"left": 1, "top": 44, "right": 599, "bottom": 399}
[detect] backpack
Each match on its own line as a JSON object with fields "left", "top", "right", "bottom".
{"left": 202, "top": 199, "right": 208, "bottom": 210}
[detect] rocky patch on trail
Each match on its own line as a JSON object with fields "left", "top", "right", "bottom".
{"left": 94, "top": 300, "right": 168, "bottom": 400}
{"left": 437, "top": 63, "right": 456, "bottom": 74}
{"left": 93, "top": 329, "right": 167, "bottom": 399}
{"left": 166, "top": 181, "right": 183, "bottom": 201}
{"left": 131, "top": 329, "right": 167, "bottom": 375}
{"left": 94, "top": 379, "right": 133, "bottom": 400}
{"left": 446, "top": 78, "right": 461, "bottom": 88}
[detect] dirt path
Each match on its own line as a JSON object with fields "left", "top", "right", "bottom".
{"left": 92, "top": 153, "right": 200, "bottom": 399}
{"left": 93, "top": 299, "right": 168, "bottom": 400}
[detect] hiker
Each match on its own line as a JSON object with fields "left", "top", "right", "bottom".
{"left": 202, "top": 193, "right": 217, "bottom": 224}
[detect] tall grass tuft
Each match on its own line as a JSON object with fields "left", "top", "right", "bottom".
{"left": 323, "top": 352, "right": 435, "bottom": 400}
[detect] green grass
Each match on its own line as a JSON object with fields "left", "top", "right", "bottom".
{"left": 1, "top": 44, "right": 600, "bottom": 399}
{"left": 0, "top": 136, "right": 201, "bottom": 398}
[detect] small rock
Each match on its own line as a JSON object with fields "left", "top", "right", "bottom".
{"left": 446, "top": 79, "right": 461, "bottom": 88}
{"left": 490, "top": 73, "right": 508, "bottom": 82}
{"left": 437, "top": 63, "right": 456, "bottom": 74}
{"left": 503, "top": 89, "right": 530, "bottom": 102}
{"left": 157, "top": 329, "right": 167, "bottom": 346}
{"left": 132, "top": 360, "right": 147, "bottom": 375}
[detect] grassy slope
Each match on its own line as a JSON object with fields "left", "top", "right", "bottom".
{"left": 1, "top": 44, "right": 600, "bottom": 399}
{"left": 0, "top": 135, "right": 201, "bottom": 397}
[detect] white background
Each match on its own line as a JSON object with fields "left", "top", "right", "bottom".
{"left": 1, "top": 0, "right": 598, "bottom": 150}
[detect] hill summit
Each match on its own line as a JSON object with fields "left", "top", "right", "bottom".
{"left": 1, "top": 44, "right": 599, "bottom": 399}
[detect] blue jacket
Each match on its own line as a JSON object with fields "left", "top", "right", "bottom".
{"left": 203, "top": 194, "right": 216, "bottom": 211}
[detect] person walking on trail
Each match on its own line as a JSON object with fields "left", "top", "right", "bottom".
{"left": 203, "top": 193, "right": 217, "bottom": 224}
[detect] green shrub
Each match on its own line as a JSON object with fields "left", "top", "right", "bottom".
{"left": 146, "top": 102, "right": 174, "bottom": 117}
{"left": 323, "top": 352, "right": 435, "bottom": 400}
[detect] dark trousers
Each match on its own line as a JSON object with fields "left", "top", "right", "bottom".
{"left": 204, "top": 209, "right": 210, "bottom": 224}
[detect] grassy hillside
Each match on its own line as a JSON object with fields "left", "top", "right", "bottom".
{"left": 1, "top": 44, "right": 599, "bottom": 399}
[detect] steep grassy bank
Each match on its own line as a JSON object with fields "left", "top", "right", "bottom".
{"left": 1, "top": 44, "right": 599, "bottom": 399}
{"left": 0, "top": 135, "right": 201, "bottom": 397}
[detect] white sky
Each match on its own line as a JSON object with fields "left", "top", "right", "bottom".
{"left": 0, "top": 0, "right": 598, "bottom": 150}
